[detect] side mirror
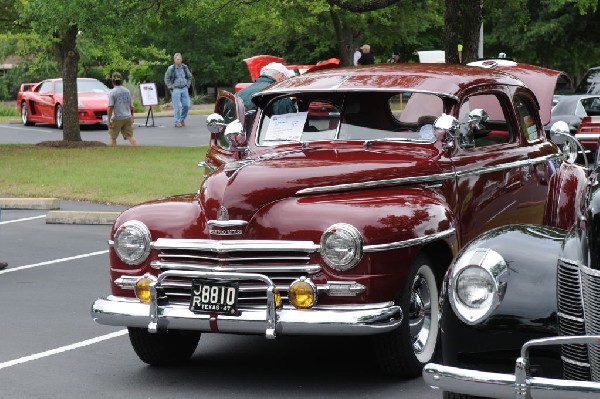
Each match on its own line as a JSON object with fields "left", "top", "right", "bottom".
{"left": 468, "top": 108, "right": 489, "bottom": 130}
{"left": 434, "top": 113, "right": 460, "bottom": 133}
{"left": 224, "top": 119, "right": 247, "bottom": 150}
{"left": 206, "top": 113, "right": 226, "bottom": 133}
{"left": 549, "top": 120, "right": 586, "bottom": 167}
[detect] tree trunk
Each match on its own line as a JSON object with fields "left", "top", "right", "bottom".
{"left": 329, "top": 7, "right": 361, "bottom": 67}
{"left": 53, "top": 25, "right": 81, "bottom": 141}
{"left": 444, "top": 0, "right": 482, "bottom": 64}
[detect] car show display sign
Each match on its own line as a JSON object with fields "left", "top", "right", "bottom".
{"left": 139, "top": 83, "right": 159, "bottom": 106}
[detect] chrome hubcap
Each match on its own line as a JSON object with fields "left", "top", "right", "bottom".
{"left": 408, "top": 273, "right": 431, "bottom": 354}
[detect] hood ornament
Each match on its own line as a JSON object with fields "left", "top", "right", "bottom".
{"left": 217, "top": 206, "right": 229, "bottom": 221}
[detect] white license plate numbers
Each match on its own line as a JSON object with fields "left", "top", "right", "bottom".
{"left": 190, "top": 279, "right": 239, "bottom": 315}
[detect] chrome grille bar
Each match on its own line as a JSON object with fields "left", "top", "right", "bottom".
{"left": 151, "top": 261, "right": 321, "bottom": 274}
{"left": 153, "top": 238, "right": 320, "bottom": 253}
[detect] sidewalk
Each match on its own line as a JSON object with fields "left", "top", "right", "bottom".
{"left": 0, "top": 196, "right": 127, "bottom": 225}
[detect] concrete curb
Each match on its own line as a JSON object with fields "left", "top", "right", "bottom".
{"left": 46, "top": 211, "right": 120, "bottom": 225}
{"left": 0, "top": 198, "right": 60, "bottom": 210}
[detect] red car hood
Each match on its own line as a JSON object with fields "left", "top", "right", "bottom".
{"left": 469, "top": 60, "right": 565, "bottom": 126}
{"left": 200, "top": 144, "right": 443, "bottom": 222}
{"left": 78, "top": 91, "right": 109, "bottom": 107}
{"left": 243, "top": 55, "right": 340, "bottom": 81}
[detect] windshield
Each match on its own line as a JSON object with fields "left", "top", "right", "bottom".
{"left": 55, "top": 79, "right": 110, "bottom": 94}
{"left": 256, "top": 92, "right": 446, "bottom": 145}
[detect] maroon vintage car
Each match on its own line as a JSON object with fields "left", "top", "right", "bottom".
{"left": 17, "top": 78, "right": 110, "bottom": 129}
{"left": 92, "top": 63, "right": 575, "bottom": 377}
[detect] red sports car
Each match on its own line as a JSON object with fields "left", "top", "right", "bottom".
{"left": 17, "top": 78, "right": 110, "bottom": 129}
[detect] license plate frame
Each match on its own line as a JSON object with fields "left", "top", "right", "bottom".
{"left": 190, "top": 279, "right": 239, "bottom": 315}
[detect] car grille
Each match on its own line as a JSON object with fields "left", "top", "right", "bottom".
{"left": 94, "top": 111, "right": 107, "bottom": 118}
{"left": 150, "top": 238, "right": 321, "bottom": 307}
{"left": 557, "top": 259, "right": 600, "bottom": 381}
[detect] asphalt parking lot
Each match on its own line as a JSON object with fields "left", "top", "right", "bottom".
{"left": 0, "top": 118, "right": 440, "bottom": 398}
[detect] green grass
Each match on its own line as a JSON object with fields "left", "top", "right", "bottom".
{"left": 0, "top": 145, "right": 208, "bottom": 205}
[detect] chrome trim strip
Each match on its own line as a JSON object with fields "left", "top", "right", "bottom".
{"left": 158, "top": 254, "right": 311, "bottom": 262}
{"left": 576, "top": 133, "right": 600, "bottom": 140}
{"left": 151, "top": 261, "right": 322, "bottom": 274}
{"left": 364, "top": 228, "right": 456, "bottom": 253}
{"left": 295, "top": 153, "right": 561, "bottom": 195}
{"left": 152, "top": 238, "right": 320, "bottom": 253}
{"left": 207, "top": 220, "right": 249, "bottom": 228}
{"left": 297, "top": 172, "right": 456, "bottom": 195}
{"left": 561, "top": 356, "right": 591, "bottom": 368}
{"left": 557, "top": 311, "right": 585, "bottom": 323}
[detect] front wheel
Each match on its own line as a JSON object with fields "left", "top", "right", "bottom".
{"left": 55, "top": 104, "right": 63, "bottom": 129}
{"left": 128, "top": 327, "right": 201, "bottom": 366}
{"left": 372, "top": 253, "right": 440, "bottom": 378}
{"left": 21, "top": 102, "right": 33, "bottom": 126}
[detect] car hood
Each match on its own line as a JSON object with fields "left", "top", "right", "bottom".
{"left": 200, "top": 144, "right": 444, "bottom": 222}
{"left": 78, "top": 92, "right": 108, "bottom": 106}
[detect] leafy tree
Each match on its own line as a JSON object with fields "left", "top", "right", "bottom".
{"left": 18, "top": 0, "right": 174, "bottom": 141}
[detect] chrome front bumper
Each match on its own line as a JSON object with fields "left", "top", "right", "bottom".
{"left": 423, "top": 335, "right": 600, "bottom": 399}
{"left": 91, "top": 296, "right": 402, "bottom": 338}
{"left": 92, "top": 269, "right": 402, "bottom": 338}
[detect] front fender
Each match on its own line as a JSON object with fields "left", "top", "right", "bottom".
{"left": 440, "top": 224, "right": 565, "bottom": 372}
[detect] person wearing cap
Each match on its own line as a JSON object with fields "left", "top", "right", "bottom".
{"left": 236, "top": 62, "right": 296, "bottom": 125}
{"left": 357, "top": 44, "right": 375, "bottom": 65}
{"left": 164, "top": 53, "right": 193, "bottom": 127}
{"left": 387, "top": 52, "right": 400, "bottom": 63}
{"left": 107, "top": 72, "right": 137, "bottom": 146}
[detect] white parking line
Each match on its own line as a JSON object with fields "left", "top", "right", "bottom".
{"left": 0, "top": 329, "right": 129, "bottom": 370}
{"left": 1, "top": 125, "right": 55, "bottom": 133}
{"left": 0, "top": 250, "right": 108, "bottom": 275}
{"left": 0, "top": 215, "right": 46, "bottom": 225}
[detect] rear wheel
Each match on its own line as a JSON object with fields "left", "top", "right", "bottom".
{"left": 21, "top": 102, "right": 33, "bottom": 126}
{"left": 128, "top": 327, "right": 200, "bottom": 366}
{"left": 55, "top": 104, "right": 63, "bottom": 129}
{"left": 372, "top": 253, "right": 440, "bottom": 377}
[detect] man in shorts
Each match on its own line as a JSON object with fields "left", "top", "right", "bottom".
{"left": 107, "top": 72, "right": 138, "bottom": 146}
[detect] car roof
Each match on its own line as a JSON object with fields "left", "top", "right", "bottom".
{"left": 255, "top": 63, "right": 525, "bottom": 101}
{"left": 255, "top": 62, "right": 562, "bottom": 126}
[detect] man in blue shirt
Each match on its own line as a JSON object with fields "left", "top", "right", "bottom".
{"left": 164, "top": 53, "right": 193, "bottom": 127}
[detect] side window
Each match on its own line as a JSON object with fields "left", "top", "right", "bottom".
{"left": 38, "top": 81, "right": 52, "bottom": 93}
{"left": 458, "top": 93, "right": 512, "bottom": 149}
{"left": 514, "top": 96, "right": 539, "bottom": 141}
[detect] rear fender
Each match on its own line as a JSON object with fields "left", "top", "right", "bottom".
{"left": 544, "top": 162, "right": 588, "bottom": 230}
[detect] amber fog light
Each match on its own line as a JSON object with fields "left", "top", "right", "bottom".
{"left": 134, "top": 274, "right": 156, "bottom": 304}
{"left": 274, "top": 289, "right": 283, "bottom": 309}
{"left": 288, "top": 277, "right": 317, "bottom": 309}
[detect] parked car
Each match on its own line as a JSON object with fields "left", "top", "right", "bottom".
{"left": 92, "top": 63, "right": 571, "bottom": 377}
{"left": 423, "top": 128, "right": 599, "bottom": 397}
{"left": 545, "top": 94, "right": 600, "bottom": 134}
{"left": 17, "top": 78, "right": 110, "bottom": 129}
{"left": 234, "top": 54, "right": 340, "bottom": 92}
{"left": 575, "top": 66, "right": 600, "bottom": 95}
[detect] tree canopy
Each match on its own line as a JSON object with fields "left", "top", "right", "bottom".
{"left": 1, "top": 0, "right": 599, "bottom": 140}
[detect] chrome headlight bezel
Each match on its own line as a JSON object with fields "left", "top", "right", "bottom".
{"left": 448, "top": 248, "right": 508, "bottom": 325}
{"left": 113, "top": 220, "right": 152, "bottom": 265}
{"left": 319, "top": 223, "right": 363, "bottom": 271}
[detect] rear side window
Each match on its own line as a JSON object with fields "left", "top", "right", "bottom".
{"left": 514, "top": 96, "right": 540, "bottom": 141}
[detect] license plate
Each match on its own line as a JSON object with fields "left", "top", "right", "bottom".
{"left": 102, "top": 115, "right": 108, "bottom": 123}
{"left": 190, "top": 279, "right": 239, "bottom": 315}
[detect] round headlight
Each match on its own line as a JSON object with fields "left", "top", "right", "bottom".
{"left": 113, "top": 220, "right": 151, "bottom": 265}
{"left": 320, "top": 223, "right": 363, "bottom": 271}
{"left": 448, "top": 248, "right": 508, "bottom": 325}
{"left": 455, "top": 266, "right": 494, "bottom": 309}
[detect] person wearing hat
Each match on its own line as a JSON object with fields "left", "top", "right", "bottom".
{"left": 236, "top": 62, "right": 296, "bottom": 125}
{"left": 107, "top": 72, "right": 137, "bottom": 146}
{"left": 357, "top": 44, "right": 375, "bottom": 65}
{"left": 387, "top": 52, "right": 400, "bottom": 63}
